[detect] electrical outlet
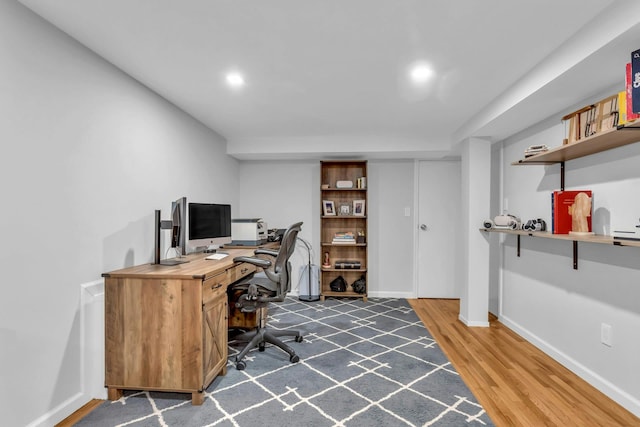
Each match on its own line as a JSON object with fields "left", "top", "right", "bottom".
{"left": 601, "top": 323, "right": 613, "bottom": 347}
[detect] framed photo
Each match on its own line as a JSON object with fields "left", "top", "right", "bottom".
{"left": 353, "top": 200, "right": 365, "bottom": 216}
{"left": 338, "top": 203, "right": 351, "bottom": 216}
{"left": 323, "top": 200, "right": 336, "bottom": 216}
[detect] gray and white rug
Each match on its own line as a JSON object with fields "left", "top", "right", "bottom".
{"left": 77, "top": 297, "right": 494, "bottom": 426}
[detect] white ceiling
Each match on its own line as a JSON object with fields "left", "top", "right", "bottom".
{"left": 19, "top": 0, "right": 640, "bottom": 160}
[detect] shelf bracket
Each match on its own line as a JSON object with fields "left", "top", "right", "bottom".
{"left": 573, "top": 240, "right": 578, "bottom": 270}
{"left": 517, "top": 235, "right": 520, "bottom": 257}
{"left": 560, "top": 161, "right": 565, "bottom": 191}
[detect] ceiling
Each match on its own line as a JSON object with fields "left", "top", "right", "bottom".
{"left": 19, "top": 0, "right": 640, "bottom": 160}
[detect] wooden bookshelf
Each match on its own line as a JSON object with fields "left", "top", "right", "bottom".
{"left": 320, "top": 160, "right": 368, "bottom": 300}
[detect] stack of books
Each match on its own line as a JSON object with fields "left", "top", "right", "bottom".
{"left": 524, "top": 144, "right": 549, "bottom": 157}
{"left": 332, "top": 231, "right": 356, "bottom": 244}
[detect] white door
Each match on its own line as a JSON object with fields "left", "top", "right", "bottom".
{"left": 417, "top": 160, "right": 461, "bottom": 298}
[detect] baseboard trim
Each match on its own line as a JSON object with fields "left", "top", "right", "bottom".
{"left": 458, "top": 313, "right": 490, "bottom": 327}
{"left": 369, "top": 291, "right": 415, "bottom": 299}
{"left": 499, "top": 314, "right": 640, "bottom": 418}
{"left": 26, "top": 392, "right": 85, "bottom": 427}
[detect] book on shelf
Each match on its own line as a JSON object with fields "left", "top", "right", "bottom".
{"left": 618, "top": 90, "right": 628, "bottom": 126}
{"left": 551, "top": 190, "right": 592, "bottom": 234}
{"left": 332, "top": 239, "right": 356, "bottom": 244}
{"left": 332, "top": 231, "right": 356, "bottom": 244}
{"left": 632, "top": 49, "right": 640, "bottom": 115}
{"left": 598, "top": 94, "right": 619, "bottom": 132}
{"left": 524, "top": 144, "right": 549, "bottom": 157}
{"left": 626, "top": 63, "right": 640, "bottom": 122}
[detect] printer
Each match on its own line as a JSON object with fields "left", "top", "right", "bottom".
{"left": 231, "top": 218, "right": 268, "bottom": 245}
{"left": 611, "top": 211, "right": 640, "bottom": 242}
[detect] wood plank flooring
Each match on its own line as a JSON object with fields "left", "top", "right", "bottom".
{"left": 409, "top": 298, "right": 640, "bottom": 427}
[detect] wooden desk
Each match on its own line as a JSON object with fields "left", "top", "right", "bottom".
{"left": 102, "top": 248, "right": 257, "bottom": 405}
{"left": 223, "top": 241, "right": 280, "bottom": 249}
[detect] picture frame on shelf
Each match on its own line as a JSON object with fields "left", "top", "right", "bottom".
{"left": 338, "top": 203, "right": 351, "bottom": 216}
{"left": 353, "top": 200, "right": 365, "bottom": 216}
{"left": 323, "top": 200, "right": 336, "bottom": 216}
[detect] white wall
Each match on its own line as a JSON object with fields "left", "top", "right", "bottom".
{"left": 497, "top": 116, "right": 640, "bottom": 416}
{"left": 237, "top": 159, "right": 416, "bottom": 298}
{"left": 0, "top": 2, "right": 240, "bottom": 426}
{"left": 237, "top": 160, "right": 319, "bottom": 295}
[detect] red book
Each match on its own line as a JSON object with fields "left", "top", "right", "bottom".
{"left": 552, "top": 190, "right": 592, "bottom": 234}
{"left": 626, "top": 63, "right": 640, "bottom": 121}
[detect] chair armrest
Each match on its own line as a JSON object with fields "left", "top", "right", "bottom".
{"left": 233, "top": 256, "right": 272, "bottom": 269}
{"left": 254, "top": 248, "right": 278, "bottom": 257}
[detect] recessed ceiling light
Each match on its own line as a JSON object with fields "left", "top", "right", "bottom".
{"left": 226, "top": 72, "right": 245, "bottom": 88}
{"left": 410, "top": 63, "right": 434, "bottom": 84}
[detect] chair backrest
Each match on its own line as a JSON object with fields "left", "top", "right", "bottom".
{"left": 266, "top": 222, "right": 302, "bottom": 296}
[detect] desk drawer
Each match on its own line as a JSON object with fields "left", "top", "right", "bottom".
{"left": 203, "top": 272, "right": 228, "bottom": 304}
{"left": 228, "top": 262, "right": 256, "bottom": 284}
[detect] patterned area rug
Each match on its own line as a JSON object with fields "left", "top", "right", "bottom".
{"left": 76, "top": 297, "right": 494, "bottom": 426}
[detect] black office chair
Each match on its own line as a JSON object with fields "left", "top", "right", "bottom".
{"left": 230, "top": 222, "right": 304, "bottom": 370}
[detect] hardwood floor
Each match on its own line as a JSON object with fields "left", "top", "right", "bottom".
{"left": 58, "top": 298, "right": 639, "bottom": 426}
{"left": 409, "top": 298, "right": 640, "bottom": 427}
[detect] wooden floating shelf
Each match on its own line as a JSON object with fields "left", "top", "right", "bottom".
{"left": 480, "top": 228, "right": 640, "bottom": 247}
{"left": 321, "top": 243, "right": 367, "bottom": 247}
{"left": 480, "top": 228, "right": 640, "bottom": 270}
{"left": 320, "top": 291, "right": 367, "bottom": 301}
{"left": 321, "top": 188, "right": 367, "bottom": 191}
{"left": 512, "top": 123, "right": 640, "bottom": 165}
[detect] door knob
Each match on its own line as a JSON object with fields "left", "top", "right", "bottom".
{"left": 420, "top": 224, "right": 428, "bottom": 231}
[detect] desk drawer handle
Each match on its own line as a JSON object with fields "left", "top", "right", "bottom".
{"left": 240, "top": 268, "right": 249, "bottom": 274}
{"left": 211, "top": 283, "right": 223, "bottom": 290}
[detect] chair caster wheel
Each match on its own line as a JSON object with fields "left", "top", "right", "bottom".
{"left": 290, "top": 355, "right": 299, "bottom": 363}
{"left": 295, "top": 335, "right": 303, "bottom": 343}
{"left": 259, "top": 343, "right": 265, "bottom": 352}
{"left": 236, "top": 361, "right": 246, "bottom": 370}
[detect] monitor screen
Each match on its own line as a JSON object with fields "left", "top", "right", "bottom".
{"left": 170, "top": 197, "right": 187, "bottom": 254}
{"left": 187, "top": 203, "right": 232, "bottom": 250}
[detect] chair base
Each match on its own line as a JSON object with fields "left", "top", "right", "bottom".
{"left": 232, "top": 326, "right": 303, "bottom": 370}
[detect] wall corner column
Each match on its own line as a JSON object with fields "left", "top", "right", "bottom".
{"left": 459, "top": 137, "right": 491, "bottom": 327}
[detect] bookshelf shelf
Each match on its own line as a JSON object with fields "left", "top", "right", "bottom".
{"left": 321, "top": 188, "right": 367, "bottom": 192}
{"left": 321, "top": 216, "right": 367, "bottom": 219}
{"left": 321, "top": 243, "right": 367, "bottom": 247}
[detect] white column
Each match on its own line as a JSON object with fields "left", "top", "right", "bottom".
{"left": 459, "top": 137, "right": 491, "bottom": 327}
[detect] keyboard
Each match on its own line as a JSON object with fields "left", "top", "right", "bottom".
{"left": 205, "top": 253, "right": 228, "bottom": 260}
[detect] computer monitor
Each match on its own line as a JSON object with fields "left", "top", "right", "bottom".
{"left": 153, "top": 196, "right": 189, "bottom": 265}
{"left": 171, "top": 197, "right": 187, "bottom": 255}
{"left": 187, "top": 202, "right": 232, "bottom": 252}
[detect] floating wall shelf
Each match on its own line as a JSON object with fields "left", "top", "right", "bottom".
{"left": 481, "top": 228, "right": 640, "bottom": 269}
